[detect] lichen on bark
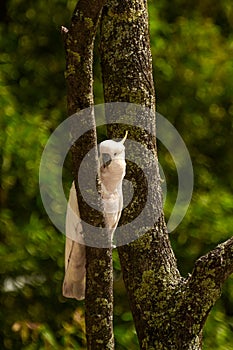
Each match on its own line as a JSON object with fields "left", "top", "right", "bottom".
{"left": 100, "top": 0, "right": 233, "bottom": 349}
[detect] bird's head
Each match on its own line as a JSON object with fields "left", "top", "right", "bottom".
{"left": 99, "top": 131, "right": 128, "bottom": 168}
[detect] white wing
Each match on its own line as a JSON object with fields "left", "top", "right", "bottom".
{"left": 63, "top": 137, "right": 126, "bottom": 300}
{"left": 63, "top": 182, "right": 86, "bottom": 300}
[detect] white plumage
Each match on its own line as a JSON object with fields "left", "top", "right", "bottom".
{"left": 63, "top": 132, "right": 127, "bottom": 300}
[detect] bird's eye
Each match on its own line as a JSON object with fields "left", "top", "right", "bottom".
{"left": 114, "top": 152, "right": 117, "bottom": 156}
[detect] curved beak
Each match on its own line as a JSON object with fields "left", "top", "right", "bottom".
{"left": 102, "top": 153, "right": 112, "bottom": 168}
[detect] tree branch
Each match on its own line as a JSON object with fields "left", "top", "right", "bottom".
{"left": 184, "top": 237, "right": 233, "bottom": 322}
{"left": 192, "top": 236, "right": 233, "bottom": 285}
{"left": 64, "top": 0, "right": 107, "bottom": 113}
{"left": 167, "top": 237, "right": 233, "bottom": 346}
{"left": 63, "top": 1, "right": 114, "bottom": 349}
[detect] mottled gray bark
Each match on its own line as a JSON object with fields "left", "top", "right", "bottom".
{"left": 62, "top": 1, "right": 114, "bottom": 349}
{"left": 100, "top": 0, "right": 233, "bottom": 349}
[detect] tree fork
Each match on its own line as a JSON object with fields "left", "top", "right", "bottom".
{"left": 100, "top": 0, "right": 233, "bottom": 349}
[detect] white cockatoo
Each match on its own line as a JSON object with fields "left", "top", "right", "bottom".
{"left": 63, "top": 132, "right": 127, "bottom": 300}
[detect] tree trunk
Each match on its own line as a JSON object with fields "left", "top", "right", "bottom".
{"left": 63, "top": 1, "right": 114, "bottom": 349}
{"left": 100, "top": 0, "right": 233, "bottom": 349}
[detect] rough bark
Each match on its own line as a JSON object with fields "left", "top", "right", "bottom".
{"left": 100, "top": 0, "right": 233, "bottom": 349}
{"left": 62, "top": 1, "right": 114, "bottom": 349}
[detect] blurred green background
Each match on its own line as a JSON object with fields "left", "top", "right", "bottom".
{"left": 0, "top": 0, "right": 232, "bottom": 349}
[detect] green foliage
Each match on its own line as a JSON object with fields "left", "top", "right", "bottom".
{"left": 0, "top": 0, "right": 232, "bottom": 348}
{"left": 149, "top": 1, "right": 233, "bottom": 347}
